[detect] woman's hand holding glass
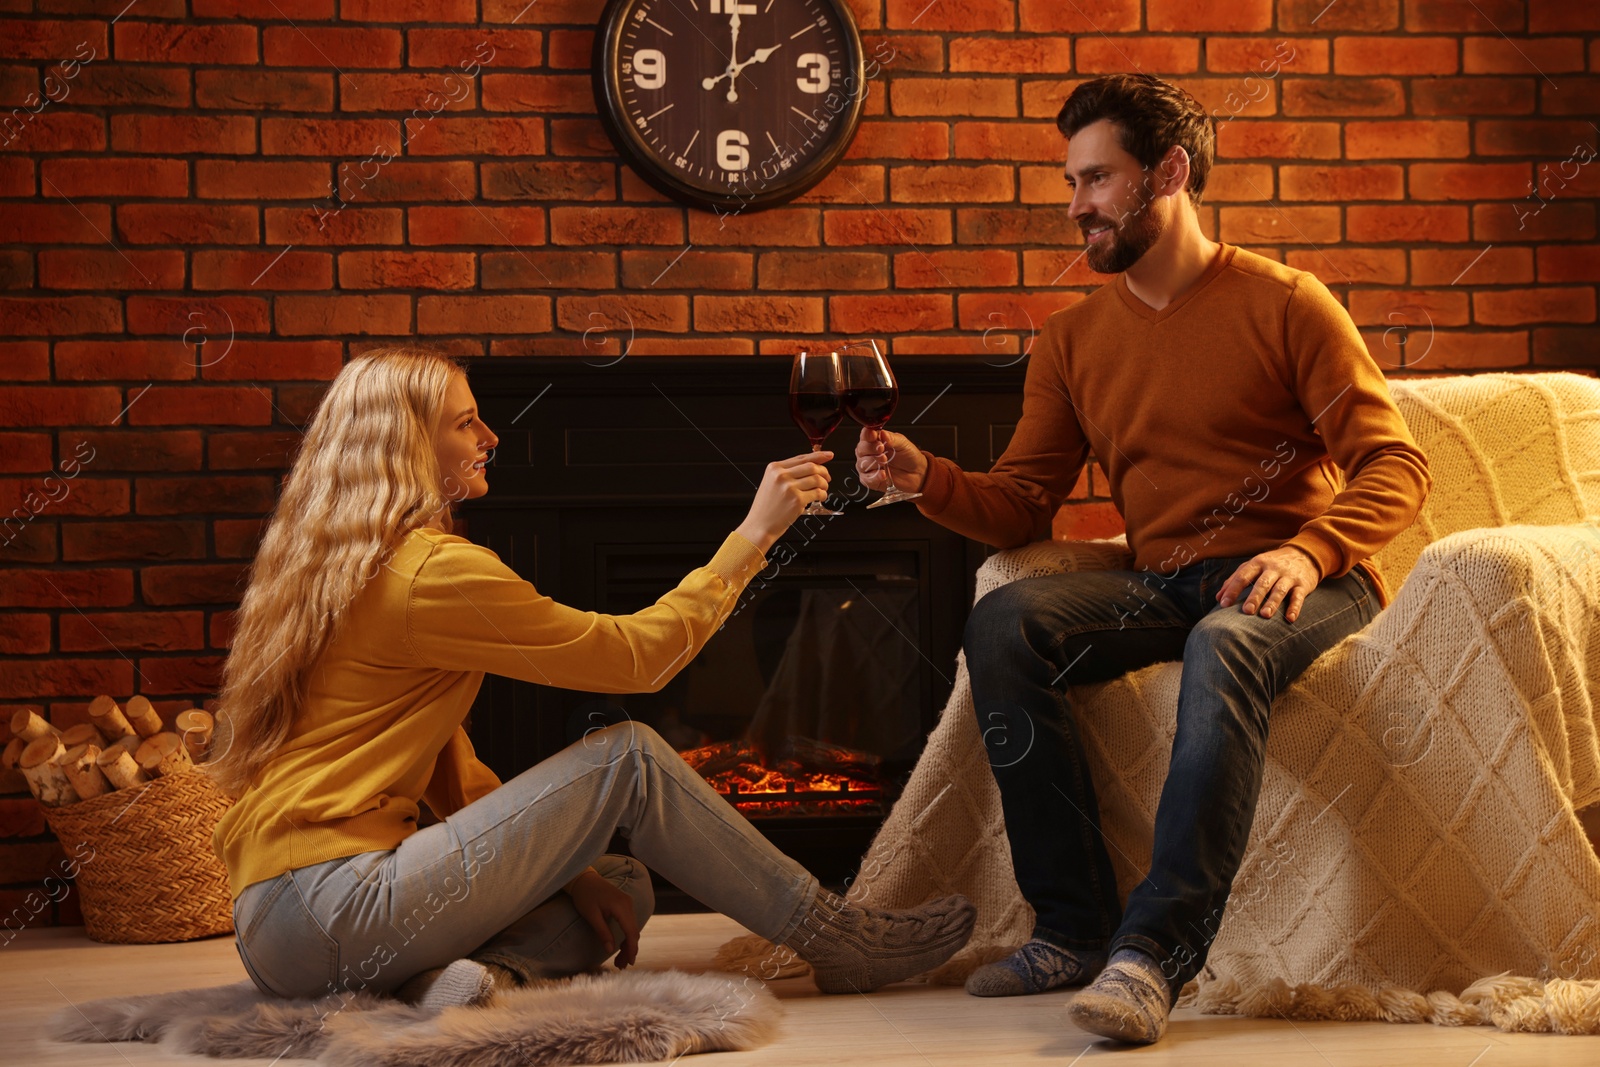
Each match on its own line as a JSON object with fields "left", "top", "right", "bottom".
{"left": 735, "top": 451, "right": 834, "bottom": 552}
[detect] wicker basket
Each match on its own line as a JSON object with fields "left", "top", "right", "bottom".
{"left": 42, "top": 767, "right": 235, "bottom": 944}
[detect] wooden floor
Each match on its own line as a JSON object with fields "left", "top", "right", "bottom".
{"left": 8, "top": 912, "right": 1599, "bottom": 1065}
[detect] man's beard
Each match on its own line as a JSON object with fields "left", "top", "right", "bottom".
{"left": 1081, "top": 195, "right": 1161, "bottom": 274}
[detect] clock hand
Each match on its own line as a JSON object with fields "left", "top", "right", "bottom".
{"left": 726, "top": 6, "right": 741, "bottom": 102}
{"left": 701, "top": 43, "right": 782, "bottom": 92}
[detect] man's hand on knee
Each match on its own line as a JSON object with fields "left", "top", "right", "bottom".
{"left": 1215, "top": 546, "right": 1321, "bottom": 623}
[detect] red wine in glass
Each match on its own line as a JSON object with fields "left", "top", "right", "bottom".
{"left": 838, "top": 339, "right": 922, "bottom": 508}
{"left": 788, "top": 349, "right": 844, "bottom": 516}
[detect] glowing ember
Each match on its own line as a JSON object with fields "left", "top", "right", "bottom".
{"left": 679, "top": 739, "right": 885, "bottom": 815}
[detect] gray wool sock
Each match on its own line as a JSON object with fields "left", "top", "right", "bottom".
{"left": 964, "top": 939, "right": 1107, "bottom": 997}
{"left": 1067, "top": 946, "right": 1175, "bottom": 1045}
{"left": 396, "top": 958, "right": 516, "bottom": 1012}
{"left": 783, "top": 890, "right": 977, "bottom": 994}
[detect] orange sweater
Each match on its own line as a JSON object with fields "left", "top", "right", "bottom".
{"left": 916, "top": 245, "right": 1431, "bottom": 608}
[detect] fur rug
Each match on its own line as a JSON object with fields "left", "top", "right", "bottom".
{"left": 48, "top": 968, "right": 782, "bottom": 1065}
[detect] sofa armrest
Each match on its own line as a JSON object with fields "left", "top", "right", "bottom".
{"left": 973, "top": 535, "right": 1135, "bottom": 604}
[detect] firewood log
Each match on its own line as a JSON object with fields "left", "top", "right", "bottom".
{"left": 124, "top": 695, "right": 163, "bottom": 739}
{"left": 19, "top": 737, "right": 78, "bottom": 807}
{"left": 87, "top": 695, "right": 137, "bottom": 740}
{"left": 173, "top": 709, "right": 214, "bottom": 763}
{"left": 60, "top": 722, "right": 107, "bottom": 750}
{"left": 96, "top": 745, "right": 147, "bottom": 790}
{"left": 135, "top": 732, "right": 191, "bottom": 778}
{"left": 9, "top": 708, "right": 61, "bottom": 744}
{"left": 59, "top": 743, "right": 109, "bottom": 800}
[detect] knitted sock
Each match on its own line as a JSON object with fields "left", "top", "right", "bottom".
{"left": 782, "top": 890, "right": 977, "bottom": 994}
{"left": 1066, "top": 947, "right": 1174, "bottom": 1045}
{"left": 395, "top": 958, "right": 518, "bottom": 1011}
{"left": 964, "top": 939, "right": 1107, "bottom": 997}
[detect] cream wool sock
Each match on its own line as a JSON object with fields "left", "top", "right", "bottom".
{"left": 395, "top": 958, "right": 519, "bottom": 1011}
{"left": 782, "top": 890, "right": 977, "bottom": 994}
{"left": 1067, "top": 946, "right": 1174, "bottom": 1045}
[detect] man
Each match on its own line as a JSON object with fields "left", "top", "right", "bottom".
{"left": 854, "top": 73, "right": 1430, "bottom": 1045}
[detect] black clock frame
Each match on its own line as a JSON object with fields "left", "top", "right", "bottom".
{"left": 591, "top": 0, "right": 868, "bottom": 214}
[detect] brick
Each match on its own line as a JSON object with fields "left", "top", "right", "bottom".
{"left": 275, "top": 294, "right": 410, "bottom": 337}
{"left": 54, "top": 341, "right": 194, "bottom": 381}
{"left": 39, "top": 158, "right": 186, "bottom": 199}
{"left": 0, "top": 474, "right": 126, "bottom": 517}
{"left": 1148, "top": 0, "right": 1270, "bottom": 31}
{"left": 417, "top": 295, "right": 552, "bottom": 334}
{"left": 137, "top": 656, "right": 226, "bottom": 694}
{"left": 209, "top": 608, "right": 238, "bottom": 649}
{"left": 1286, "top": 249, "right": 1408, "bottom": 285}
{"left": 891, "top": 164, "right": 1013, "bottom": 203}
{"left": 1534, "top": 327, "right": 1600, "bottom": 366}
{"left": 0, "top": 202, "right": 110, "bottom": 244}
{"left": 1021, "top": 79, "right": 1088, "bottom": 119}
{"left": 829, "top": 294, "right": 953, "bottom": 333}
{"left": 1405, "top": 0, "right": 1523, "bottom": 31}
{"left": 409, "top": 27, "right": 540, "bottom": 69}
{"left": 1334, "top": 37, "right": 1458, "bottom": 76}
{"left": 0, "top": 112, "right": 105, "bottom": 154}
{"left": 0, "top": 432, "right": 52, "bottom": 472}
{"left": 689, "top": 208, "right": 820, "bottom": 247}
{"left": 60, "top": 430, "right": 202, "bottom": 472}
{"left": 1348, "top": 288, "right": 1469, "bottom": 328}
{"left": 694, "top": 295, "right": 825, "bottom": 333}
{"left": 404, "top": 117, "right": 545, "bottom": 156}
{"left": 275, "top": 383, "right": 330, "bottom": 425}
{"left": 481, "top": 73, "right": 591, "bottom": 112}
{"left": 115, "top": 22, "right": 255, "bottom": 64}
{"left": 892, "top": 77, "right": 1016, "bottom": 117}
{"left": 549, "top": 207, "right": 681, "bottom": 246}
{"left": 1476, "top": 119, "right": 1597, "bottom": 157}
{"left": 845, "top": 121, "right": 950, "bottom": 161}
{"left": 37, "top": 250, "right": 186, "bottom": 291}
{"left": 1412, "top": 247, "right": 1533, "bottom": 286}
{"left": 758, "top": 252, "right": 889, "bottom": 291}
{"left": 481, "top": 251, "right": 613, "bottom": 289}
{"left": 61, "top": 523, "right": 205, "bottom": 563}
{"left": 953, "top": 121, "right": 1062, "bottom": 162}
{"left": 1538, "top": 246, "right": 1600, "bottom": 283}
{"left": 621, "top": 250, "right": 749, "bottom": 290}
{"left": 127, "top": 386, "right": 272, "bottom": 426}
{"left": 265, "top": 206, "right": 405, "bottom": 247}
{"left": 195, "top": 69, "right": 333, "bottom": 111}
{"left": 948, "top": 36, "right": 1070, "bottom": 73}
{"left": 1464, "top": 37, "right": 1585, "bottom": 75}
{"left": 1475, "top": 288, "right": 1595, "bottom": 326}
{"left": 1474, "top": 202, "right": 1594, "bottom": 243}
{"left": 862, "top": 33, "right": 945, "bottom": 72}
{"left": 1218, "top": 206, "right": 1342, "bottom": 245}
{"left": 67, "top": 65, "right": 190, "bottom": 109}
{"left": 0, "top": 569, "right": 132, "bottom": 608}
{"left": 1349, "top": 205, "right": 1469, "bottom": 243}
{"left": 1217, "top": 121, "right": 1341, "bottom": 159}
{"left": 1175, "top": 77, "right": 1279, "bottom": 124}
{"left": 1207, "top": 37, "right": 1328, "bottom": 74}
{"left": 554, "top": 294, "right": 687, "bottom": 333}
{"left": 343, "top": 0, "right": 474, "bottom": 20}
{"left": 1410, "top": 163, "right": 1533, "bottom": 201}
{"left": 1077, "top": 37, "right": 1199, "bottom": 74}
{"left": 1280, "top": 164, "right": 1404, "bottom": 201}
{"left": 1282, "top": 78, "right": 1403, "bottom": 116}
{"left": 0, "top": 156, "right": 32, "bottom": 197}
{"left": 190, "top": 0, "right": 332, "bottom": 15}
{"left": 192, "top": 250, "right": 331, "bottom": 291}
{"left": 1531, "top": 0, "right": 1600, "bottom": 31}
{"left": 259, "top": 118, "right": 401, "bottom": 157}
{"left": 0, "top": 795, "right": 48, "bottom": 836}
{"left": 955, "top": 206, "right": 1079, "bottom": 244}
{"left": 799, "top": 165, "right": 888, "bottom": 205}
{"left": 202, "top": 340, "right": 342, "bottom": 381}
{"left": 956, "top": 291, "right": 1083, "bottom": 332}
{"left": 0, "top": 341, "right": 49, "bottom": 382}
{"left": 207, "top": 430, "right": 304, "bottom": 469}
{"left": 137, "top": 476, "right": 275, "bottom": 516}
{"left": 1018, "top": 0, "right": 1136, "bottom": 31}
{"left": 0, "top": 19, "right": 107, "bottom": 60}
{"left": 262, "top": 26, "right": 401, "bottom": 68}
{"left": 0, "top": 249, "right": 28, "bottom": 290}
{"left": 1542, "top": 77, "right": 1600, "bottom": 116}
{"left": 825, "top": 208, "right": 952, "bottom": 246}
{"left": 116, "top": 204, "right": 257, "bottom": 245}
{"left": 110, "top": 115, "right": 253, "bottom": 155}
{"left": 0, "top": 298, "right": 121, "bottom": 337}
{"left": 0, "top": 386, "right": 123, "bottom": 427}
{"left": 342, "top": 72, "right": 479, "bottom": 114}
{"left": 891, "top": 333, "right": 1029, "bottom": 356}
{"left": 1023, "top": 248, "right": 1112, "bottom": 286}
{"left": 1412, "top": 77, "right": 1535, "bottom": 115}
{"left": 888, "top": 0, "right": 1014, "bottom": 31}
{"left": 0, "top": 521, "right": 55, "bottom": 562}
{"left": 1347, "top": 120, "right": 1469, "bottom": 160}
{"left": 1405, "top": 330, "right": 1528, "bottom": 370}
{"left": 550, "top": 119, "right": 611, "bottom": 157}
{"left": 195, "top": 160, "right": 330, "bottom": 201}
{"left": 126, "top": 295, "right": 271, "bottom": 338}
{"left": 140, "top": 563, "right": 249, "bottom": 604}
{"left": 409, "top": 206, "right": 544, "bottom": 246}
{"left": 338, "top": 251, "right": 474, "bottom": 290}
{"left": 59, "top": 609, "right": 205, "bottom": 651}
{"left": 481, "top": 161, "right": 614, "bottom": 201}
{"left": 895, "top": 249, "right": 1017, "bottom": 288}
{"left": 214, "top": 517, "right": 265, "bottom": 559}
{"left": 1283, "top": 0, "right": 1399, "bottom": 30}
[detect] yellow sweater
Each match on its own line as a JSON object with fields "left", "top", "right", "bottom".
{"left": 213, "top": 527, "right": 768, "bottom": 899}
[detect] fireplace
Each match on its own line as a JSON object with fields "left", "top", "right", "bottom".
{"left": 458, "top": 355, "right": 1025, "bottom": 906}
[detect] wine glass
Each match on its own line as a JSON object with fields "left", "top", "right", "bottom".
{"left": 788, "top": 349, "right": 844, "bottom": 516}
{"left": 838, "top": 339, "right": 922, "bottom": 508}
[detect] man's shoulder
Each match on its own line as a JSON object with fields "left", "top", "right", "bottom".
{"left": 1223, "top": 246, "right": 1316, "bottom": 299}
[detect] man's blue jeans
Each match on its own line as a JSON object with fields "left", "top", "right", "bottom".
{"left": 964, "top": 552, "right": 1377, "bottom": 995}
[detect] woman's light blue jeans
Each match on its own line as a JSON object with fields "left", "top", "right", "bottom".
{"left": 232, "top": 722, "right": 820, "bottom": 999}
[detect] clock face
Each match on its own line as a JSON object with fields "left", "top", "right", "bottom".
{"left": 594, "top": 0, "right": 866, "bottom": 212}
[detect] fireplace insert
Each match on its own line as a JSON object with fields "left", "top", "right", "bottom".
{"left": 458, "top": 355, "right": 1027, "bottom": 904}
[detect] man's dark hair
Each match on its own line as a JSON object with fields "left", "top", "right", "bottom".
{"left": 1056, "top": 74, "right": 1216, "bottom": 207}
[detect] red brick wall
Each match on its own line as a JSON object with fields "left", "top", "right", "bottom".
{"left": 2, "top": 1, "right": 1597, "bottom": 925}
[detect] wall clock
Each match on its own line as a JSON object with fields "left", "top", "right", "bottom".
{"left": 593, "top": 0, "right": 867, "bottom": 213}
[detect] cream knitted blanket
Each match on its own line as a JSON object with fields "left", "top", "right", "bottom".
{"left": 718, "top": 373, "right": 1600, "bottom": 1033}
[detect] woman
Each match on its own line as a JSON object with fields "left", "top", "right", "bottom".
{"left": 207, "top": 346, "right": 974, "bottom": 1009}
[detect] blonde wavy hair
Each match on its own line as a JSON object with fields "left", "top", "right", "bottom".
{"left": 206, "top": 345, "right": 466, "bottom": 797}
